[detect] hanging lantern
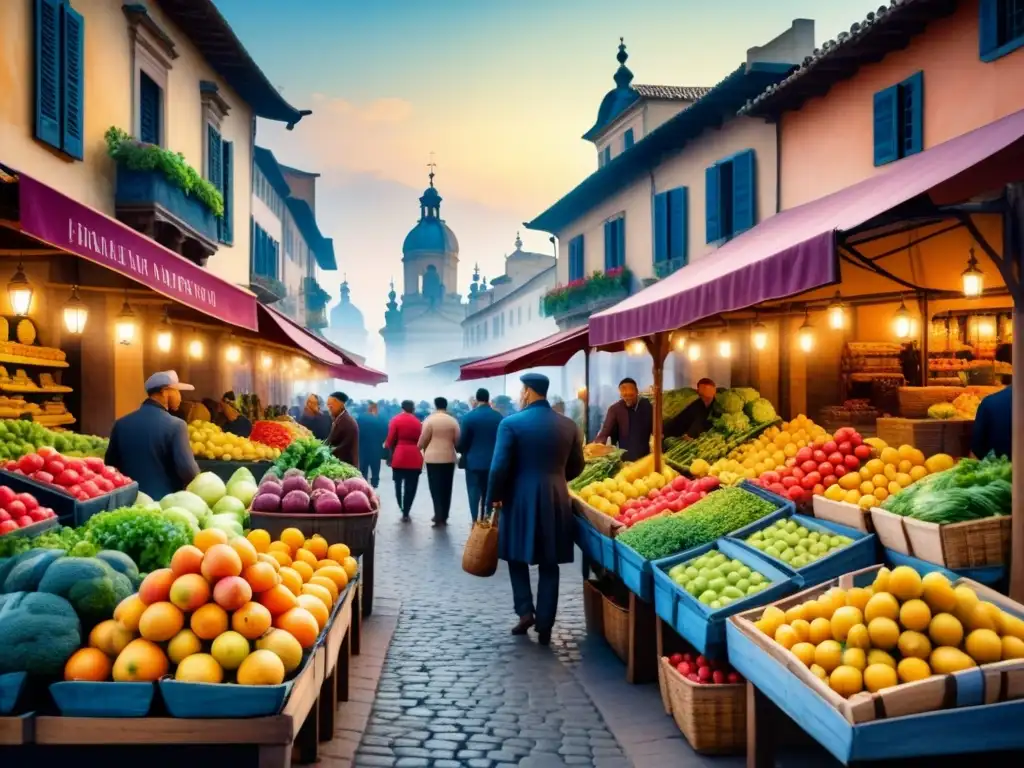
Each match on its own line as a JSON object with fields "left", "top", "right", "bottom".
{"left": 798, "top": 311, "right": 815, "bottom": 353}
{"left": 62, "top": 285, "right": 88, "bottom": 334}
{"left": 827, "top": 291, "right": 846, "bottom": 330}
{"left": 687, "top": 334, "right": 701, "bottom": 362}
{"left": 961, "top": 248, "right": 984, "bottom": 298}
{"left": 751, "top": 321, "right": 768, "bottom": 351}
{"left": 7, "top": 263, "right": 33, "bottom": 316}
{"left": 155, "top": 307, "right": 173, "bottom": 352}
{"left": 115, "top": 297, "right": 137, "bottom": 346}
{"left": 670, "top": 330, "right": 686, "bottom": 353}
{"left": 260, "top": 352, "right": 274, "bottom": 371}
{"left": 625, "top": 339, "right": 646, "bottom": 356}
{"left": 892, "top": 298, "right": 912, "bottom": 340}
{"left": 188, "top": 337, "right": 204, "bottom": 359}
{"left": 717, "top": 329, "right": 732, "bottom": 359}
{"left": 225, "top": 343, "right": 241, "bottom": 363}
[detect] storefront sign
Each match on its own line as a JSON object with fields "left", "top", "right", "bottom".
{"left": 17, "top": 176, "right": 258, "bottom": 330}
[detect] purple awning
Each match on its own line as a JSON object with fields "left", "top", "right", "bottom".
{"left": 459, "top": 327, "right": 589, "bottom": 380}
{"left": 589, "top": 107, "right": 1024, "bottom": 346}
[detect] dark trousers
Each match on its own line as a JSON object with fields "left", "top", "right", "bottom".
{"left": 392, "top": 468, "right": 420, "bottom": 516}
{"left": 425, "top": 462, "right": 455, "bottom": 522}
{"left": 465, "top": 468, "right": 489, "bottom": 521}
{"left": 508, "top": 561, "right": 560, "bottom": 631}
{"left": 360, "top": 457, "right": 381, "bottom": 488}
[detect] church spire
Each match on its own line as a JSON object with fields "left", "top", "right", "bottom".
{"left": 418, "top": 152, "right": 442, "bottom": 220}
{"left": 340, "top": 274, "right": 350, "bottom": 303}
{"left": 514, "top": 232, "right": 523, "bottom": 251}
{"left": 613, "top": 37, "right": 633, "bottom": 89}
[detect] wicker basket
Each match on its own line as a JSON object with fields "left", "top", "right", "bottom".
{"left": 660, "top": 658, "right": 746, "bottom": 754}
{"left": 583, "top": 579, "right": 605, "bottom": 637}
{"left": 657, "top": 655, "right": 672, "bottom": 715}
{"left": 601, "top": 592, "right": 630, "bottom": 662}
{"left": 897, "top": 386, "right": 964, "bottom": 417}
{"left": 902, "top": 515, "right": 1012, "bottom": 568}
{"left": 876, "top": 417, "right": 973, "bottom": 457}
{"left": 461, "top": 510, "right": 500, "bottom": 577}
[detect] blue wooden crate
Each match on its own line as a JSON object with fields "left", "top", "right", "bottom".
{"left": 614, "top": 539, "right": 653, "bottom": 602}
{"left": 50, "top": 681, "right": 154, "bottom": 717}
{"left": 0, "top": 671, "right": 27, "bottom": 714}
{"left": 596, "top": 530, "right": 617, "bottom": 571}
{"left": 0, "top": 469, "right": 138, "bottom": 525}
{"left": 884, "top": 548, "right": 1007, "bottom": 589}
{"left": 727, "top": 512, "right": 880, "bottom": 588}
{"left": 652, "top": 538, "right": 795, "bottom": 655}
{"left": 574, "top": 516, "right": 602, "bottom": 566}
{"left": 159, "top": 678, "right": 292, "bottom": 718}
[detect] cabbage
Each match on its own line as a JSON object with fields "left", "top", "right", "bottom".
{"left": 228, "top": 466, "right": 256, "bottom": 487}
{"left": 161, "top": 491, "right": 210, "bottom": 522}
{"left": 282, "top": 490, "right": 311, "bottom": 514}
{"left": 137, "top": 501, "right": 163, "bottom": 515}
{"left": 187, "top": 472, "right": 227, "bottom": 507}
{"left": 746, "top": 398, "right": 777, "bottom": 424}
{"left": 732, "top": 387, "right": 761, "bottom": 404}
{"left": 163, "top": 507, "right": 201, "bottom": 535}
{"left": 205, "top": 513, "right": 243, "bottom": 539}
{"left": 715, "top": 412, "right": 750, "bottom": 434}
{"left": 715, "top": 391, "right": 744, "bottom": 415}
{"left": 227, "top": 479, "right": 258, "bottom": 508}
{"left": 212, "top": 495, "right": 246, "bottom": 520}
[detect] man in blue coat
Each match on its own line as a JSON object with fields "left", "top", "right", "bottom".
{"left": 487, "top": 373, "right": 585, "bottom": 645}
{"left": 457, "top": 387, "right": 503, "bottom": 521}
{"left": 105, "top": 371, "right": 201, "bottom": 500}
{"left": 356, "top": 401, "right": 388, "bottom": 488}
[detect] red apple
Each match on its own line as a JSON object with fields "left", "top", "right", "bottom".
{"left": 817, "top": 462, "right": 834, "bottom": 477}
{"left": 56, "top": 469, "right": 81, "bottom": 487}
{"left": 812, "top": 450, "right": 828, "bottom": 463}
{"left": 0, "top": 519, "right": 17, "bottom": 534}
{"left": 15, "top": 492, "right": 37, "bottom": 511}
{"left": 678, "top": 662, "right": 692, "bottom": 676}
{"left": 0, "top": 486, "right": 15, "bottom": 507}
{"left": 15, "top": 515, "right": 32, "bottom": 528}
{"left": 843, "top": 454, "right": 861, "bottom": 470}
{"left": 698, "top": 666, "right": 713, "bottom": 681}
{"left": 853, "top": 444, "right": 872, "bottom": 460}
{"left": 671, "top": 476, "right": 688, "bottom": 492}
{"left": 822, "top": 440, "right": 838, "bottom": 454}
{"left": 712, "top": 670, "right": 726, "bottom": 685}
{"left": 32, "top": 471, "right": 54, "bottom": 485}
{"left": 668, "top": 653, "right": 684, "bottom": 666}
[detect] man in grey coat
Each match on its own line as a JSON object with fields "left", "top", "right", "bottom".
{"left": 105, "top": 371, "right": 201, "bottom": 500}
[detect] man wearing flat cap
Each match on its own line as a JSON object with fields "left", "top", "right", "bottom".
{"left": 105, "top": 371, "right": 201, "bottom": 499}
{"left": 326, "top": 391, "right": 360, "bottom": 466}
{"left": 486, "top": 372, "right": 585, "bottom": 645}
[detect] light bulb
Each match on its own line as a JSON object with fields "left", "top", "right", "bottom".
{"left": 751, "top": 323, "right": 768, "bottom": 351}
{"left": 188, "top": 339, "right": 204, "bottom": 359}
{"left": 225, "top": 344, "right": 241, "bottom": 363}
{"left": 260, "top": 353, "right": 274, "bottom": 370}
{"left": 671, "top": 332, "right": 686, "bottom": 352}
{"left": 892, "top": 299, "right": 912, "bottom": 340}
{"left": 718, "top": 338, "right": 732, "bottom": 359}
{"left": 687, "top": 342, "right": 701, "bottom": 362}
{"left": 626, "top": 339, "right": 646, "bottom": 356}
{"left": 62, "top": 286, "right": 87, "bottom": 334}
{"left": 156, "top": 330, "right": 173, "bottom": 353}
{"left": 798, "top": 312, "right": 814, "bottom": 352}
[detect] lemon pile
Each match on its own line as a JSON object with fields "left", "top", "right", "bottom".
{"left": 754, "top": 566, "right": 1024, "bottom": 700}
{"left": 578, "top": 468, "right": 675, "bottom": 517}
{"left": 188, "top": 420, "right": 281, "bottom": 462}
{"left": 691, "top": 415, "right": 829, "bottom": 484}
{"left": 822, "top": 443, "right": 954, "bottom": 509}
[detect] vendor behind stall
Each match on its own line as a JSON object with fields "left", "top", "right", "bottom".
{"left": 594, "top": 378, "right": 653, "bottom": 461}
{"left": 665, "top": 378, "right": 717, "bottom": 440}
{"left": 220, "top": 391, "right": 252, "bottom": 438}
{"left": 972, "top": 343, "right": 1012, "bottom": 459}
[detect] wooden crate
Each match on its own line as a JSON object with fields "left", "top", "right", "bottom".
{"left": 876, "top": 417, "right": 973, "bottom": 458}
{"left": 902, "top": 515, "right": 1012, "bottom": 569}
{"left": 897, "top": 386, "right": 965, "bottom": 418}
{"left": 812, "top": 495, "right": 873, "bottom": 532}
{"left": 869, "top": 506, "right": 912, "bottom": 554}
{"left": 660, "top": 657, "right": 746, "bottom": 754}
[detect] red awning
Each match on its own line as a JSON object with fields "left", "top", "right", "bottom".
{"left": 589, "top": 107, "right": 1024, "bottom": 346}
{"left": 14, "top": 173, "right": 259, "bottom": 330}
{"left": 459, "top": 327, "right": 590, "bottom": 381}
{"left": 258, "top": 304, "right": 387, "bottom": 385}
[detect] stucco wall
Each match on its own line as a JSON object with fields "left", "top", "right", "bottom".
{"left": 779, "top": 0, "right": 1024, "bottom": 208}
{"left": 463, "top": 271, "right": 557, "bottom": 352}
{"left": 0, "top": 0, "right": 254, "bottom": 285}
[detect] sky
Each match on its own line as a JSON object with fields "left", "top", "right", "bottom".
{"left": 213, "top": 0, "right": 870, "bottom": 368}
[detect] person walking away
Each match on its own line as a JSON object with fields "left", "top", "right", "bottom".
{"left": 594, "top": 377, "right": 653, "bottom": 461}
{"left": 326, "top": 392, "right": 360, "bottom": 465}
{"left": 357, "top": 401, "right": 388, "bottom": 488}
{"left": 298, "top": 394, "right": 332, "bottom": 441}
{"left": 487, "top": 373, "right": 585, "bottom": 645}
{"left": 457, "top": 387, "right": 503, "bottom": 521}
{"left": 418, "top": 397, "right": 460, "bottom": 527}
{"left": 220, "top": 392, "right": 252, "bottom": 437}
{"left": 665, "top": 378, "right": 717, "bottom": 440}
{"left": 386, "top": 400, "right": 424, "bottom": 520}
{"left": 105, "top": 371, "right": 201, "bottom": 500}
{"left": 972, "top": 343, "right": 1012, "bottom": 459}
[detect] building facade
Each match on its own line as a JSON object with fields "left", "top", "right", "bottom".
{"left": 0, "top": 0, "right": 306, "bottom": 288}
{"left": 526, "top": 23, "right": 815, "bottom": 330}
{"left": 250, "top": 146, "right": 336, "bottom": 329}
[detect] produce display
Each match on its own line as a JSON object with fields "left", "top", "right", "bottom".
{"left": 272, "top": 438, "right": 361, "bottom": 481}
{"left": 0, "top": 487, "right": 57, "bottom": 535}
{"left": 0, "top": 419, "right": 108, "bottom": 460}
{"left": 570, "top": 447, "right": 625, "bottom": 492}
{"left": 881, "top": 453, "right": 1011, "bottom": 523}
{"left": 667, "top": 547, "right": 772, "bottom": 607}
{"left": 614, "top": 475, "right": 720, "bottom": 528}
{"left": 744, "top": 519, "right": 855, "bottom": 568}
{"left": 251, "top": 471, "right": 378, "bottom": 515}
{"left": 188, "top": 420, "right": 281, "bottom": 462}
{"left": 249, "top": 420, "right": 295, "bottom": 451}
{"left": 822, "top": 442, "right": 953, "bottom": 510}
{"left": 615, "top": 486, "right": 778, "bottom": 560}
{"left": 926, "top": 389, "right": 992, "bottom": 420}
{"left": 64, "top": 527, "right": 359, "bottom": 686}
{"left": 573, "top": 453, "right": 679, "bottom": 518}
{"left": 752, "top": 567, "right": 1024, "bottom": 701}
{"left": 666, "top": 651, "right": 744, "bottom": 686}
{"left": 3, "top": 447, "right": 133, "bottom": 501}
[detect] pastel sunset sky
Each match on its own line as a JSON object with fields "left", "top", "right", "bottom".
{"left": 214, "top": 0, "right": 868, "bottom": 366}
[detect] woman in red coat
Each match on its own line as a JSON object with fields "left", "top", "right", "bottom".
{"left": 386, "top": 400, "right": 424, "bottom": 521}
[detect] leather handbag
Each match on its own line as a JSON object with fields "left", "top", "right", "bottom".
{"left": 462, "top": 504, "right": 500, "bottom": 577}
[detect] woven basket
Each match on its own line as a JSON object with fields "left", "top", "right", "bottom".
{"left": 660, "top": 658, "right": 746, "bottom": 754}
{"left": 898, "top": 386, "right": 964, "bottom": 417}
{"left": 903, "top": 515, "right": 1012, "bottom": 569}
{"left": 461, "top": 509, "right": 500, "bottom": 577}
{"left": 657, "top": 656, "right": 672, "bottom": 715}
{"left": 876, "top": 418, "right": 973, "bottom": 458}
{"left": 601, "top": 592, "right": 630, "bottom": 662}
{"left": 583, "top": 579, "right": 605, "bottom": 637}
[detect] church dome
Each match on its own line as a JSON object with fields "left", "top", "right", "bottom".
{"left": 402, "top": 172, "right": 459, "bottom": 255}
{"left": 330, "top": 279, "right": 365, "bottom": 330}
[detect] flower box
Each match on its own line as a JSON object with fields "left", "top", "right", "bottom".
{"left": 116, "top": 167, "right": 218, "bottom": 243}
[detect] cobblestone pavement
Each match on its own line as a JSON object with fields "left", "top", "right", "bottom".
{"left": 353, "top": 465, "right": 630, "bottom": 768}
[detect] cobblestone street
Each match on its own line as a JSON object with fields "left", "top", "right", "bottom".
{"left": 333, "top": 465, "right": 735, "bottom": 768}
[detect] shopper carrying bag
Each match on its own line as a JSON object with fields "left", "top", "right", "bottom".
{"left": 462, "top": 503, "right": 500, "bottom": 577}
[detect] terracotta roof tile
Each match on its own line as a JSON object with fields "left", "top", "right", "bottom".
{"left": 633, "top": 84, "right": 712, "bottom": 101}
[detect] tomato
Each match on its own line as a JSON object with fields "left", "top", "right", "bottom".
{"left": 17, "top": 454, "right": 44, "bottom": 474}
{"left": 834, "top": 464, "right": 847, "bottom": 477}
{"left": 0, "top": 487, "right": 15, "bottom": 507}
{"left": 786, "top": 486, "right": 806, "bottom": 503}
{"left": 761, "top": 471, "right": 780, "bottom": 485}
{"left": 668, "top": 498, "right": 685, "bottom": 512}
{"left": 812, "top": 450, "right": 828, "bottom": 463}
{"left": 843, "top": 454, "right": 861, "bottom": 470}
{"left": 792, "top": 467, "right": 806, "bottom": 481}
{"left": 853, "top": 444, "right": 872, "bottom": 460}
{"left": 65, "top": 459, "right": 86, "bottom": 475}
{"left": 5, "top": 499, "right": 27, "bottom": 517}
{"left": 768, "top": 483, "right": 786, "bottom": 496}
{"left": 822, "top": 474, "right": 838, "bottom": 487}
{"left": 781, "top": 476, "right": 798, "bottom": 489}
{"left": 44, "top": 460, "right": 65, "bottom": 476}
{"left": 795, "top": 447, "right": 813, "bottom": 463}
{"left": 837, "top": 441, "right": 852, "bottom": 455}
{"left": 668, "top": 653, "right": 684, "bottom": 666}
{"left": 800, "top": 460, "right": 817, "bottom": 474}
{"left": 14, "top": 492, "right": 37, "bottom": 511}
{"left": 850, "top": 434, "right": 863, "bottom": 448}
{"left": 80, "top": 481, "right": 101, "bottom": 498}
{"left": 56, "top": 469, "right": 81, "bottom": 487}
{"left": 817, "top": 462, "right": 834, "bottom": 476}
{"left": 822, "top": 440, "right": 838, "bottom": 454}
{"left": 800, "top": 475, "right": 816, "bottom": 491}
{"left": 671, "top": 476, "right": 688, "bottom": 492}
{"left": 36, "top": 446, "right": 58, "bottom": 459}
{"left": 648, "top": 489, "right": 660, "bottom": 500}
{"left": 834, "top": 427, "right": 853, "bottom": 442}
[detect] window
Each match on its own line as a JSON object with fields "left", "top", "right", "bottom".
{"left": 34, "top": 0, "right": 84, "bottom": 159}
{"left": 206, "top": 125, "right": 234, "bottom": 245}
{"left": 139, "top": 71, "right": 162, "bottom": 145}
{"left": 654, "top": 187, "right": 688, "bottom": 276}
{"left": 252, "top": 221, "right": 280, "bottom": 280}
{"left": 705, "top": 149, "right": 756, "bottom": 243}
{"left": 492, "top": 317, "right": 499, "bottom": 336}
{"left": 980, "top": 0, "right": 1024, "bottom": 60}
{"left": 873, "top": 72, "right": 924, "bottom": 166}
{"left": 598, "top": 145, "right": 612, "bottom": 168}
{"left": 603, "top": 216, "right": 625, "bottom": 270}
{"left": 567, "top": 235, "right": 585, "bottom": 281}
{"left": 623, "top": 128, "right": 635, "bottom": 150}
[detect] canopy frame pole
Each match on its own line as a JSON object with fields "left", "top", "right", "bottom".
{"left": 583, "top": 348, "right": 592, "bottom": 441}
{"left": 645, "top": 332, "right": 670, "bottom": 475}
{"left": 1001, "top": 184, "right": 1024, "bottom": 602}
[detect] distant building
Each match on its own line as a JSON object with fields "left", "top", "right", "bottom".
{"left": 380, "top": 168, "right": 464, "bottom": 377}
{"left": 324, "top": 276, "right": 368, "bottom": 357}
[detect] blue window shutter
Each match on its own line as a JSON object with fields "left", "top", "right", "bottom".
{"left": 61, "top": 4, "right": 84, "bottom": 159}
{"left": 873, "top": 86, "right": 899, "bottom": 166}
{"left": 207, "top": 125, "right": 223, "bottom": 190}
{"left": 979, "top": 0, "right": 998, "bottom": 58}
{"left": 731, "top": 150, "right": 756, "bottom": 235}
{"left": 669, "top": 187, "right": 687, "bottom": 264}
{"left": 139, "top": 73, "right": 161, "bottom": 145}
{"left": 615, "top": 217, "right": 625, "bottom": 269}
{"left": 653, "top": 192, "right": 668, "bottom": 264}
{"left": 901, "top": 72, "right": 924, "bottom": 156}
{"left": 576, "top": 235, "right": 585, "bottom": 280}
{"left": 624, "top": 128, "right": 635, "bottom": 149}
{"left": 221, "top": 140, "right": 234, "bottom": 244}
{"left": 603, "top": 221, "right": 612, "bottom": 271}
{"left": 34, "top": 0, "right": 62, "bottom": 150}
{"left": 249, "top": 217, "right": 255, "bottom": 273}
{"left": 705, "top": 164, "right": 721, "bottom": 243}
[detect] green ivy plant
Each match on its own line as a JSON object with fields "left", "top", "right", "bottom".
{"left": 104, "top": 126, "right": 224, "bottom": 218}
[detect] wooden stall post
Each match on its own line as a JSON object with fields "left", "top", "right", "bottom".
{"left": 1008, "top": 184, "right": 1024, "bottom": 601}
{"left": 645, "top": 332, "right": 670, "bottom": 474}
{"left": 583, "top": 347, "right": 592, "bottom": 441}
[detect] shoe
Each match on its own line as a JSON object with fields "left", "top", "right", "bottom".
{"left": 401, "top": 515, "right": 411, "bottom": 523}
{"left": 511, "top": 614, "right": 535, "bottom": 635}
{"left": 537, "top": 629, "right": 551, "bottom": 646}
